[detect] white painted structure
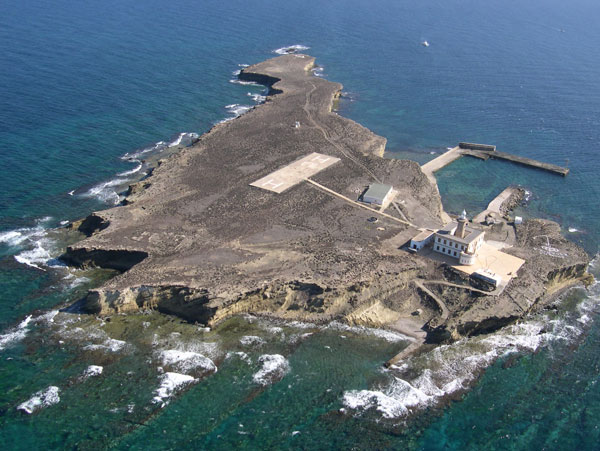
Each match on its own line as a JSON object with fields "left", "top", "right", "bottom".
{"left": 473, "top": 269, "right": 502, "bottom": 288}
{"left": 410, "top": 230, "right": 435, "bottom": 251}
{"left": 433, "top": 210, "right": 484, "bottom": 265}
{"left": 362, "top": 183, "right": 393, "bottom": 206}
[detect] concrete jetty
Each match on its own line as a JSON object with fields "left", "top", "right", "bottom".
{"left": 473, "top": 186, "right": 519, "bottom": 224}
{"left": 421, "top": 143, "right": 570, "bottom": 183}
{"left": 465, "top": 148, "right": 569, "bottom": 176}
{"left": 420, "top": 146, "right": 462, "bottom": 184}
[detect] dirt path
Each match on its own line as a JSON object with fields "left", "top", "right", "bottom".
{"left": 384, "top": 317, "right": 427, "bottom": 367}
{"left": 305, "top": 179, "right": 414, "bottom": 227}
{"left": 303, "top": 81, "right": 410, "bottom": 222}
{"left": 413, "top": 279, "right": 449, "bottom": 320}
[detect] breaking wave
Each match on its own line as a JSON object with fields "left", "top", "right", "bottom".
{"left": 17, "top": 386, "right": 60, "bottom": 414}
{"left": 312, "top": 66, "right": 324, "bottom": 77}
{"left": 240, "top": 335, "right": 266, "bottom": 346}
{"left": 273, "top": 44, "right": 310, "bottom": 55}
{"left": 247, "top": 91, "right": 267, "bottom": 103}
{"left": 343, "top": 284, "right": 599, "bottom": 419}
{"left": 158, "top": 349, "right": 217, "bottom": 375}
{"left": 0, "top": 310, "right": 59, "bottom": 352}
{"left": 215, "top": 86, "right": 268, "bottom": 125}
{"left": 0, "top": 217, "right": 63, "bottom": 270}
{"left": 152, "top": 372, "right": 196, "bottom": 407}
{"left": 326, "top": 321, "right": 413, "bottom": 343}
{"left": 117, "top": 160, "right": 143, "bottom": 177}
{"left": 83, "top": 132, "right": 198, "bottom": 205}
{"left": 225, "top": 103, "right": 253, "bottom": 117}
{"left": 81, "top": 365, "right": 103, "bottom": 379}
{"left": 253, "top": 354, "right": 290, "bottom": 386}
{"left": 0, "top": 315, "right": 32, "bottom": 351}
{"left": 83, "top": 338, "right": 128, "bottom": 353}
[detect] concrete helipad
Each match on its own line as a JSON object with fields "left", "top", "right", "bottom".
{"left": 250, "top": 152, "right": 340, "bottom": 193}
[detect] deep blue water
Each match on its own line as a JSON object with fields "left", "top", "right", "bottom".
{"left": 1, "top": 0, "right": 599, "bottom": 448}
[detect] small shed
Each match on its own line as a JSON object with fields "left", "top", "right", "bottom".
{"left": 363, "top": 183, "right": 393, "bottom": 206}
{"left": 472, "top": 269, "right": 502, "bottom": 288}
{"left": 410, "top": 230, "right": 434, "bottom": 251}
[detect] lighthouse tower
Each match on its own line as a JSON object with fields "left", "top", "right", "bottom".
{"left": 455, "top": 209, "right": 468, "bottom": 239}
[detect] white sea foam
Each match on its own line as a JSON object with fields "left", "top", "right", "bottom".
{"left": 240, "top": 335, "right": 265, "bottom": 346}
{"left": 226, "top": 351, "right": 252, "bottom": 364}
{"left": 0, "top": 222, "right": 49, "bottom": 255}
{"left": 247, "top": 92, "right": 267, "bottom": 103}
{"left": 343, "top": 379, "right": 430, "bottom": 419}
{"left": 168, "top": 132, "right": 199, "bottom": 148}
{"left": 225, "top": 104, "right": 253, "bottom": 117}
{"left": 65, "top": 274, "right": 91, "bottom": 289}
{"left": 81, "top": 178, "right": 126, "bottom": 206}
{"left": 83, "top": 338, "right": 127, "bottom": 353}
{"left": 122, "top": 140, "right": 168, "bottom": 160}
{"left": 326, "top": 321, "right": 412, "bottom": 343}
{"left": 82, "top": 365, "right": 103, "bottom": 379}
{"left": 253, "top": 354, "right": 290, "bottom": 385}
{"left": 287, "top": 320, "right": 318, "bottom": 329}
{"left": 152, "top": 372, "right": 196, "bottom": 407}
{"left": 121, "top": 132, "right": 198, "bottom": 161}
{"left": 273, "top": 44, "right": 310, "bottom": 55}
{"left": 343, "top": 298, "right": 596, "bottom": 420}
{"left": 312, "top": 66, "right": 324, "bottom": 77}
{"left": 0, "top": 315, "right": 32, "bottom": 351}
{"left": 17, "top": 386, "right": 60, "bottom": 414}
{"left": 158, "top": 349, "right": 217, "bottom": 374}
{"left": 117, "top": 160, "right": 143, "bottom": 176}
{"left": 35, "top": 310, "right": 59, "bottom": 325}
{"left": 0, "top": 230, "right": 29, "bottom": 246}
{"left": 13, "top": 233, "right": 62, "bottom": 270}
{"left": 85, "top": 132, "right": 198, "bottom": 205}
{"left": 229, "top": 79, "right": 261, "bottom": 86}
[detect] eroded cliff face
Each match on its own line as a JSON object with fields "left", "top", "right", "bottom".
{"left": 81, "top": 270, "right": 433, "bottom": 329}
{"left": 423, "top": 218, "right": 591, "bottom": 343}
{"left": 70, "top": 216, "right": 591, "bottom": 345}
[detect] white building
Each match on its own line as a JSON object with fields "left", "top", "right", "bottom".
{"left": 432, "top": 210, "right": 484, "bottom": 265}
{"left": 362, "top": 183, "right": 393, "bottom": 206}
{"left": 473, "top": 269, "right": 502, "bottom": 288}
{"left": 409, "top": 230, "right": 435, "bottom": 251}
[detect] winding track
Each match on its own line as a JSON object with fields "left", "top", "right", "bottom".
{"left": 302, "top": 80, "right": 410, "bottom": 222}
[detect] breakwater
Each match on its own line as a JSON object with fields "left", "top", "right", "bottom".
{"left": 423, "top": 143, "right": 570, "bottom": 180}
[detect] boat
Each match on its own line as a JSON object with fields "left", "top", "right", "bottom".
{"left": 422, "top": 41, "right": 430, "bottom": 47}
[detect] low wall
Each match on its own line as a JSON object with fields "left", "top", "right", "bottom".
{"left": 458, "top": 142, "right": 496, "bottom": 152}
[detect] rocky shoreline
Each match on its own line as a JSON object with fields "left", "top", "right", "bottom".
{"left": 61, "top": 54, "right": 592, "bottom": 348}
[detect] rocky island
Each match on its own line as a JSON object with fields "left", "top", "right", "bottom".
{"left": 61, "top": 54, "right": 592, "bottom": 354}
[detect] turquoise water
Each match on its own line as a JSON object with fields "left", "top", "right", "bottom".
{"left": 1, "top": 0, "right": 600, "bottom": 448}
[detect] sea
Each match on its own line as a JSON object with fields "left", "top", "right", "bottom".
{"left": 1, "top": 0, "right": 599, "bottom": 449}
